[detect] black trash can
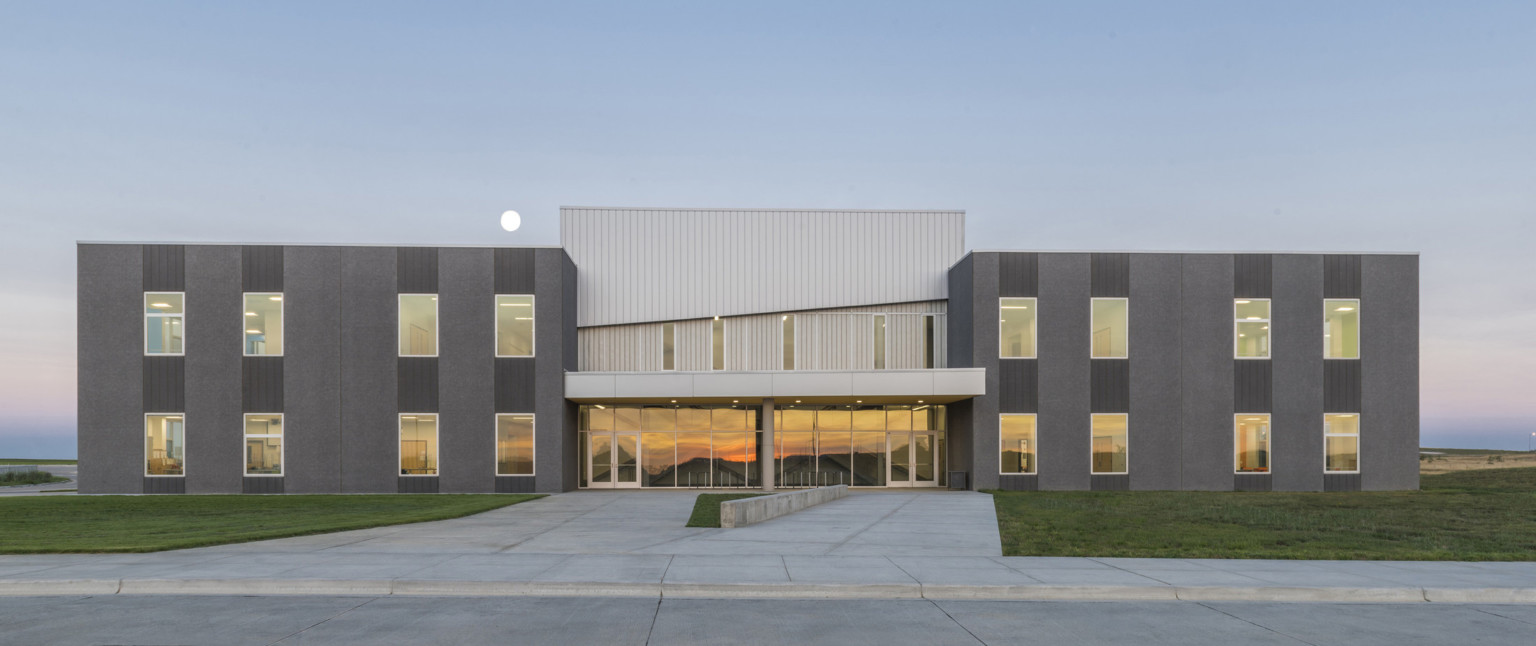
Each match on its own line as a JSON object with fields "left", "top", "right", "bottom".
{"left": 948, "top": 471, "right": 969, "bottom": 491}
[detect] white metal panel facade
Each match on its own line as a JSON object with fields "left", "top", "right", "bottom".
{"left": 561, "top": 207, "right": 965, "bottom": 327}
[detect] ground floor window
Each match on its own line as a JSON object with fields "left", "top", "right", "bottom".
{"left": 1325, "top": 413, "right": 1359, "bottom": 472}
{"left": 496, "top": 414, "right": 534, "bottom": 476}
{"left": 1000, "top": 414, "right": 1037, "bottom": 474}
{"left": 244, "top": 413, "right": 283, "bottom": 476}
{"left": 400, "top": 414, "right": 438, "bottom": 475}
{"left": 145, "top": 414, "right": 184, "bottom": 476}
{"left": 1091, "top": 414, "right": 1128, "bottom": 474}
{"left": 1235, "top": 414, "right": 1270, "bottom": 473}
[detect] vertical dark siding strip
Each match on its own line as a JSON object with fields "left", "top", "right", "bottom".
{"left": 1323, "top": 360, "right": 1362, "bottom": 412}
{"left": 397, "top": 477, "right": 440, "bottom": 493}
{"left": 397, "top": 247, "right": 440, "bottom": 293}
{"left": 998, "top": 252, "right": 1039, "bottom": 298}
{"left": 495, "top": 358, "right": 537, "bottom": 413}
{"left": 142, "top": 245, "right": 185, "bottom": 291}
{"left": 1323, "top": 473, "right": 1362, "bottom": 492}
{"left": 242, "top": 477, "right": 284, "bottom": 494}
{"left": 494, "top": 248, "right": 537, "bottom": 294}
{"left": 997, "top": 359, "right": 1038, "bottom": 413}
{"left": 142, "top": 356, "right": 185, "bottom": 411}
{"left": 1234, "top": 474, "right": 1273, "bottom": 491}
{"left": 997, "top": 475, "right": 1039, "bottom": 491}
{"left": 1090, "top": 474, "right": 1130, "bottom": 490}
{"left": 397, "top": 357, "right": 440, "bottom": 412}
{"left": 142, "top": 478, "right": 186, "bottom": 494}
{"left": 495, "top": 476, "right": 537, "bottom": 493}
{"left": 1090, "top": 253, "right": 1130, "bottom": 298}
{"left": 1233, "top": 255, "right": 1273, "bottom": 298}
{"left": 241, "top": 357, "right": 284, "bottom": 412}
{"left": 1323, "top": 255, "right": 1362, "bottom": 299}
{"left": 1089, "top": 359, "right": 1130, "bottom": 413}
{"left": 242, "top": 246, "right": 285, "bottom": 292}
{"left": 1233, "top": 360, "right": 1273, "bottom": 413}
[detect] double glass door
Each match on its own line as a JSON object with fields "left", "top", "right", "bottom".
{"left": 588, "top": 431, "right": 639, "bottom": 488}
{"left": 888, "top": 431, "right": 938, "bottom": 487}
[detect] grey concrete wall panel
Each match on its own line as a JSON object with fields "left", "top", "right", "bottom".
{"left": 947, "top": 399, "right": 975, "bottom": 486}
{"left": 142, "top": 244, "right": 185, "bottom": 291}
{"left": 243, "top": 477, "right": 284, "bottom": 494}
{"left": 494, "top": 248, "right": 536, "bottom": 294}
{"left": 283, "top": 246, "right": 343, "bottom": 493}
{"left": 562, "top": 207, "right": 964, "bottom": 326}
{"left": 438, "top": 248, "right": 496, "bottom": 494}
{"left": 1090, "top": 253, "right": 1130, "bottom": 298}
{"left": 1234, "top": 473, "right": 1273, "bottom": 491}
{"left": 78, "top": 244, "right": 145, "bottom": 494}
{"left": 143, "top": 477, "right": 186, "bottom": 494}
{"left": 1323, "top": 255, "right": 1362, "bottom": 299}
{"left": 533, "top": 248, "right": 572, "bottom": 492}
{"left": 242, "top": 357, "right": 283, "bottom": 412}
{"left": 1180, "top": 254, "right": 1234, "bottom": 491}
{"left": 1036, "top": 253, "right": 1091, "bottom": 491}
{"left": 397, "top": 357, "right": 440, "bottom": 413}
{"left": 241, "top": 246, "right": 284, "bottom": 292}
{"left": 1323, "top": 360, "right": 1362, "bottom": 412}
{"left": 1233, "top": 360, "right": 1272, "bottom": 413}
{"left": 997, "top": 360, "right": 1037, "bottom": 413}
{"left": 495, "top": 359, "right": 536, "bottom": 412}
{"left": 396, "top": 247, "right": 439, "bottom": 293}
{"left": 142, "top": 357, "right": 185, "bottom": 412}
{"left": 1089, "top": 360, "right": 1130, "bottom": 413}
{"left": 563, "top": 254, "right": 579, "bottom": 370}
{"left": 946, "top": 255, "right": 975, "bottom": 368}
{"left": 998, "top": 252, "right": 1037, "bottom": 297}
{"left": 1362, "top": 255, "right": 1420, "bottom": 491}
{"left": 183, "top": 245, "right": 243, "bottom": 494}
{"left": 1128, "top": 254, "right": 1183, "bottom": 491}
{"left": 1271, "top": 254, "right": 1324, "bottom": 492}
{"left": 398, "top": 477, "right": 439, "bottom": 493}
{"left": 1233, "top": 254, "right": 1273, "bottom": 298}
{"left": 339, "top": 247, "right": 398, "bottom": 493}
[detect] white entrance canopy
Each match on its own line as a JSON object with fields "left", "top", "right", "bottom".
{"left": 564, "top": 368, "right": 985, "bottom": 404}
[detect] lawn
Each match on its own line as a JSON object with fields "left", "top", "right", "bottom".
{"left": 0, "top": 459, "right": 76, "bottom": 466}
{"left": 990, "top": 467, "right": 1536, "bottom": 560}
{"left": 685, "top": 493, "right": 765, "bottom": 527}
{"left": 0, "top": 494, "right": 541, "bottom": 553}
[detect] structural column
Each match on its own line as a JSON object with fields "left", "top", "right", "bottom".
{"left": 761, "top": 398, "right": 775, "bottom": 491}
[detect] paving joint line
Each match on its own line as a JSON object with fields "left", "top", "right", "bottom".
{"left": 821, "top": 494, "right": 921, "bottom": 555}
{"left": 264, "top": 595, "right": 381, "bottom": 645}
{"left": 1193, "top": 601, "right": 1322, "bottom": 646}
{"left": 1470, "top": 605, "right": 1536, "bottom": 626}
{"left": 494, "top": 494, "right": 632, "bottom": 553}
{"left": 925, "top": 598, "right": 989, "bottom": 645}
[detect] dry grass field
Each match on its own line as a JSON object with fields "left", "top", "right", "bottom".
{"left": 1420, "top": 449, "right": 1536, "bottom": 475}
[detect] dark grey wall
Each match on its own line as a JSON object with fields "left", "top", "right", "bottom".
{"left": 1180, "top": 255, "right": 1234, "bottom": 490}
{"left": 284, "top": 246, "right": 342, "bottom": 493}
{"left": 184, "top": 245, "right": 243, "bottom": 494}
{"left": 339, "top": 247, "right": 398, "bottom": 493}
{"left": 1128, "top": 254, "right": 1182, "bottom": 490}
{"left": 1362, "top": 255, "right": 1419, "bottom": 491}
{"left": 1272, "top": 255, "right": 1324, "bottom": 491}
{"left": 1037, "top": 254, "right": 1091, "bottom": 491}
{"left": 533, "top": 248, "right": 572, "bottom": 493}
{"left": 77, "top": 245, "right": 144, "bottom": 494}
{"left": 439, "top": 248, "right": 495, "bottom": 493}
{"left": 963, "top": 254, "right": 997, "bottom": 487}
{"left": 944, "top": 254, "right": 977, "bottom": 483}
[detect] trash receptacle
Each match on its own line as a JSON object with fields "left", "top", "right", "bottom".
{"left": 948, "top": 471, "right": 968, "bottom": 491}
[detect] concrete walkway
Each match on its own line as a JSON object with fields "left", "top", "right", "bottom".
{"left": 3, "top": 490, "right": 1536, "bottom": 603}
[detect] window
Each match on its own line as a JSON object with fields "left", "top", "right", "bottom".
{"left": 1234, "top": 299, "right": 1270, "bottom": 359}
{"left": 1325, "top": 413, "right": 1359, "bottom": 473}
{"left": 243, "top": 293, "right": 283, "bottom": 356}
{"left": 244, "top": 414, "right": 283, "bottom": 476}
{"left": 1324, "top": 299, "right": 1360, "bottom": 359}
{"left": 399, "top": 294, "right": 438, "bottom": 356}
{"left": 145, "top": 414, "right": 184, "bottom": 476}
{"left": 782, "top": 315, "right": 794, "bottom": 370}
{"left": 496, "top": 295, "right": 534, "bottom": 357}
{"left": 1000, "top": 414, "right": 1036, "bottom": 474}
{"left": 497, "top": 414, "right": 534, "bottom": 476}
{"left": 711, "top": 317, "right": 724, "bottom": 370}
{"left": 1000, "top": 298, "right": 1036, "bottom": 358}
{"left": 873, "top": 315, "right": 886, "bottom": 369}
{"left": 400, "top": 414, "right": 438, "bottom": 475}
{"left": 1091, "top": 298, "right": 1128, "bottom": 358}
{"left": 923, "top": 315, "right": 936, "bottom": 369}
{"left": 1091, "top": 414, "right": 1128, "bottom": 474}
{"left": 145, "top": 293, "right": 184, "bottom": 355}
{"left": 1235, "top": 414, "right": 1270, "bottom": 473}
{"left": 662, "top": 323, "right": 675, "bottom": 371}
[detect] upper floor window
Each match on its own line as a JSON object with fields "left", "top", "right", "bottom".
{"left": 1235, "top": 414, "right": 1270, "bottom": 473}
{"left": 1091, "top": 298, "right": 1128, "bottom": 358}
{"left": 145, "top": 293, "right": 184, "bottom": 355}
{"left": 782, "top": 315, "right": 794, "bottom": 370}
{"left": 711, "top": 317, "right": 724, "bottom": 370}
{"left": 496, "top": 295, "right": 534, "bottom": 357}
{"left": 399, "top": 294, "right": 438, "bottom": 356}
{"left": 923, "top": 315, "right": 936, "bottom": 369}
{"left": 1235, "top": 299, "right": 1270, "bottom": 359}
{"left": 145, "top": 413, "right": 184, "bottom": 476}
{"left": 1324, "top": 299, "right": 1359, "bottom": 359}
{"left": 1000, "top": 414, "right": 1037, "bottom": 474}
{"left": 662, "top": 322, "right": 676, "bottom": 371}
{"left": 244, "top": 413, "right": 283, "bottom": 476}
{"left": 999, "top": 298, "right": 1036, "bottom": 358}
{"left": 243, "top": 293, "right": 283, "bottom": 356}
{"left": 1324, "top": 413, "right": 1359, "bottom": 473}
{"left": 873, "top": 315, "right": 886, "bottom": 369}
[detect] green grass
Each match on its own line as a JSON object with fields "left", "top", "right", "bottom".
{"left": 0, "top": 471, "right": 70, "bottom": 486}
{"left": 686, "top": 493, "right": 766, "bottom": 527}
{"left": 0, "top": 494, "right": 541, "bottom": 553}
{"left": 989, "top": 467, "right": 1536, "bottom": 561}
{"left": 0, "top": 459, "right": 76, "bottom": 466}
{"left": 1420, "top": 448, "right": 1535, "bottom": 456}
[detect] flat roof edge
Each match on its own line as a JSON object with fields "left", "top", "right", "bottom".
{"left": 560, "top": 206, "right": 965, "bottom": 214}
{"left": 77, "top": 241, "right": 565, "bottom": 249}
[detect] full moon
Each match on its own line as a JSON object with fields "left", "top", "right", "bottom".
{"left": 500, "top": 210, "right": 521, "bottom": 232}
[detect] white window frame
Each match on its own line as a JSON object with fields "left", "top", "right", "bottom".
{"left": 495, "top": 413, "right": 536, "bottom": 476}
{"left": 1090, "top": 297, "right": 1129, "bottom": 359}
{"left": 999, "top": 298, "right": 1037, "bottom": 359}
{"left": 1090, "top": 413, "right": 1129, "bottom": 475}
{"left": 398, "top": 294, "right": 439, "bottom": 358}
{"left": 1323, "top": 299, "right": 1361, "bottom": 360}
{"left": 144, "top": 292, "right": 186, "bottom": 356}
{"left": 399, "top": 413, "right": 439, "bottom": 477}
{"left": 242, "top": 292, "right": 284, "bottom": 358}
{"left": 1324, "top": 413, "right": 1361, "bottom": 474}
{"left": 243, "top": 413, "right": 284, "bottom": 477}
{"left": 999, "top": 413, "right": 1038, "bottom": 475}
{"left": 494, "top": 294, "right": 536, "bottom": 358}
{"left": 144, "top": 412, "right": 186, "bottom": 477}
{"left": 1233, "top": 413, "right": 1272, "bottom": 475}
{"left": 1233, "top": 298, "right": 1270, "bottom": 360}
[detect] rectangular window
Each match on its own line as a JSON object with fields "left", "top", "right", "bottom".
{"left": 711, "top": 317, "right": 724, "bottom": 370}
{"left": 400, "top": 414, "right": 438, "bottom": 475}
{"left": 244, "top": 413, "right": 283, "bottom": 476}
{"left": 1091, "top": 413, "right": 1128, "bottom": 474}
{"left": 781, "top": 315, "right": 794, "bottom": 370}
{"left": 145, "top": 293, "right": 185, "bottom": 355}
{"left": 873, "top": 315, "right": 886, "bottom": 369}
{"left": 399, "top": 294, "right": 438, "bottom": 356}
{"left": 923, "top": 315, "right": 936, "bottom": 369}
{"left": 1091, "top": 298, "right": 1129, "bottom": 358}
{"left": 1000, "top": 414, "right": 1037, "bottom": 474}
{"left": 1325, "top": 413, "right": 1359, "bottom": 473}
{"left": 1235, "top": 414, "right": 1270, "bottom": 473}
{"left": 999, "top": 298, "right": 1036, "bottom": 358}
{"left": 145, "top": 413, "right": 184, "bottom": 476}
{"left": 1324, "top": 299, "right": 1360, "bottom": 359}
{"left": 1234, "top": 299, "right": 1270, "bottom": 359}
{"left": 496, "top": 414, "right": 534, "bottom": 476}
{"left": 495, "top": 295, "right": 534, "bottom": 357}
{"left": 662, "top": 323, "right": 675, "bottom": 371}
{"left": 243, "top": 293, "right": 283, "bottom": 356}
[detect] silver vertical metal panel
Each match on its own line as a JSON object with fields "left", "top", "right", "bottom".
{"left": 183, "top": 245, "right": 243, "bottom": 494}
{"left": 77, "top": 244, "right": 144, "bottom": 493}
{"left": 439, "top": 248, "right": 495, "bottom": 493}
{"left": 1180, "top": 254, "right": 1235, "bottom": 491}
{"left": 1361, "top": 255, "right": 1419, "bottom": 491}
{"left": 284, "top": 246, "right": 343, "bottom": 493}
{"left": 1272, "top": 254, "right": 1324, "bottom": 492}
{"left": 1128, "top": 254, "right": 1182, "bottom": 491}
{"left": 1037, "top": 253, "right": 1092, "bottom": 491}
{"left": 339, "top": 247, "right": 398, "bottom": 493}
{"left": 533, "top": 248, "right": 575, "bottom": 493}
{"left": 561, "top": 207, "right": 965, "bottom": 327}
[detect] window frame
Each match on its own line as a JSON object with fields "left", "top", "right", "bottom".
{"left": 1233, "top": 413, "right": 1271, "bottom": 474}
{"left": 1090, "top": 413, "right": 1129, "bottom": 475}
{"left": 144, "top": 412, "right": 186, "bottom": 477}
{"left": 398, "top": 294, "right": 440, "bottom": 358}
{"left": 243, "top": 413, "right": 284, "bottom": 477}
{"left": 494, "top": 294, "right": 536, "bottom": 358}
{"left": 1090, "top": 297, "right": 1129, "bottom": 359}
{"left": 242, "top": 292, "right": 284, "bottom": 358}
{"left": 1233, "top": 298, "right": 1271, "bottom": 360}
{"left": 1323, "top": 413, "right": 1361, "bottom": 474}
{"left": 999, "top": 297, "right": 1038, "bottom": 359}
{"left": 999, "top": 413, "right": 1038, "bottom": 475}
{"left": 399, "top": 413, "right": 439, "bottom": 477}
{"left": 144, "top": 291, "right": 186, "bottom": 356}
{"left": 495, "top": 413, "right": 536, "bottom": 476}
{"left": 1324, "top": 298, "right": 1361, "bottom": 360}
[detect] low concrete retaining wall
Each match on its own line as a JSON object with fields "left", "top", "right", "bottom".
{"left": 720, "top": 485, "right": 848, "bottom": 528}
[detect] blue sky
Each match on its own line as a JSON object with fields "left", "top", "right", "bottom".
{"left": 2, "top": 1, "right": 1533, "bottom": 457}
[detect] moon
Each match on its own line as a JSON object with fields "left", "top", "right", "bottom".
{"left": 500, "top": 210, "right": 521, "bottom": 232}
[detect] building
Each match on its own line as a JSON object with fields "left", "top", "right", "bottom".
{"left": 76, "top": 207, "right": 1420, "bottom": 494}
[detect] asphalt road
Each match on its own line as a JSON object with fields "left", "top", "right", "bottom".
{"left": 2, "top": 595, "right": 1533, "bottom": 645}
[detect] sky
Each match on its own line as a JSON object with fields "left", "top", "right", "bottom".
{"left": 1, "top": 1, "right": 1533, "bottom": 458}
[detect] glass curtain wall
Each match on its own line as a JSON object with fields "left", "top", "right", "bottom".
{"left": 775, "top": 405, "right": 947, "bottom": 488}
{"left": 580, "top": 405, "right": 759, "bottom": 488}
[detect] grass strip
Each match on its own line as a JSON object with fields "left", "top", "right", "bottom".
{"left": 0, "top": 471, "right": 70, "bottom": 486}
{"left": 686, "top": 493, "right": 766, "bottom": 527}
{"left": 0, "top": 459, "right": 77, "bottom": 466}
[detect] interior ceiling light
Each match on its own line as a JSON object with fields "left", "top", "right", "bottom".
{"left": 246, "top": 329, "right": 261, "bottom": 334}
{"left": 269, "top": 296, "right": 282, "bottom": 301}
{"left": 1336, "top": 306, "right": 1355, "bottom": 311}
{"left": 151, "top": 302, "right": 171, "bottom": 308}
{"left": 1235, "top": 300, "right": 1251, "bottom": 304}
{"left": 245, "top": 312, "right": 256, "bottom": 316}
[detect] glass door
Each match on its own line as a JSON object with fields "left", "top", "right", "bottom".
{"left": 586, "top": 432, "right": 640, "bottom": 489}
{"left": 887, "top": 431, "right": 939, "bottom": 487}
